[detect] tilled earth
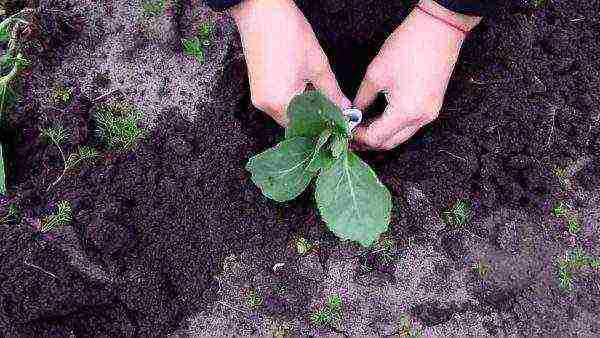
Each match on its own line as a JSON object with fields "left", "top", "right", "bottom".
{"left": 1, "top": 0, "right": 599, "bottom": 336}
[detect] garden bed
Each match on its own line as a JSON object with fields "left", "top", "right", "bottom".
{"left": 1, "top": 0, "right": 600, "bottom": 336}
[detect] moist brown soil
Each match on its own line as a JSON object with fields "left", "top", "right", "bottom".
{"left": 1, "top": 0, "right": 600, "bottom": 336}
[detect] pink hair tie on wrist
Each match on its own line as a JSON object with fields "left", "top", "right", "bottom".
{"left": 415, "top": 4, "right": 469, "bottom": 36}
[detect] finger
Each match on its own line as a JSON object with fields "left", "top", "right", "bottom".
{"left": 380, "top": 126, "right": 421, "bottom": 150}
{"left": 354, "top": 75, "right": 380, "bottom": 111}
{"left": 352, "top": 103, "right": 424, "bottom": 149}
{"left": 312, "top": 66, "right": 352, "bottom": 109}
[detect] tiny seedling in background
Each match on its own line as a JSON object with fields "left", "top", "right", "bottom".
{"left": 551, "top": 201, "right": 569, "bottom": 218}
{"left": 182, "top": 37, "right": 205, "bottom": 63}
{"left": 95, "top": 101, "right": 147, "bottom": 151}
{"left": 52, "top": 85, "right": 73, "bottom": 105}
{"left": 295, "top": 236, "right": 314, "bottom": 256}
{"left": 197, "top": 22, "right": 212, "bottom": 43}
{"left": 442, "top": 199, "right": 472, "bottom": 227}
{"left": 39, "top": 200, "right": 72, "bottom": 233}
{"left": 566, "top": 216, "right": 581, "bottom": 235}
{"left": 556, "top": 247, "right": 599, "bottom": 292}
{"left": 553, "top": 166, "right": 569, "bottom": 189}
{"left": 310, "top": 293, "right": 344, "bottom": 327}
{"left": 396, "top": 315, "right": 423, "bottom": 337}
{"left": 245, "top": 287, "right": 263, "bottom": 310}
{"left": 0, "top": 197, "right": 19, "bottom": 224}
{"left": 41, "top": 126, "right": 98, "bottom": 191}
{"left": 472, "top": 261, "right": 491, "bottom": 278}
{"left": 142, "top": 0, "right": 167, "bottom": 16}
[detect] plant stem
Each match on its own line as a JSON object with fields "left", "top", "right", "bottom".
{"left": 439, "top": 149, "right": 468, "bottom": 162}
{"left": 23, "top": 260, "right": 58, "bottom": 279}
{"left": 92, "top": 89, "right": 122, "bottom": 104}
{"left": 469, "top": 76, "right": 523, "bottom": 85}
{"left": 47, "top": 141, "right": 68, "bottom": 192}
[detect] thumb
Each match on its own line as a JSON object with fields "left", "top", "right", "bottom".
{"left": 312, "top": 66, "right": 352, "bottom": 110}
{"left": 354, "top": 75, "right": 381, "bottom": 111}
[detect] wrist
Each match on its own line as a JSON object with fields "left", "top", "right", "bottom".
{"left": 416, "top": 0, "right": 482, "bottom": 33}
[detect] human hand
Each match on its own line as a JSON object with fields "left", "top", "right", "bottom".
{"left": 352, "top": 0, "right": 482, "bottom": 151}
{"left": 229, "top": 0, "right": 351, "bottom": 126}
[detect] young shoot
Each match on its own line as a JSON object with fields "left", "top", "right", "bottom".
{"left": 41, "top": 126, "right": 98, "bottom": 191}
{"left": 95, "top": 101, "right": 147, "bottom": 151}
{"left": 142, "top": 0, "right": 167, "bottom": 16}
{"left": 442, "top": 199, "right": 472, "bottom": 227}
{"left": 245, "top": 287, "right": 263, "bottom": 310}
{"left": 40, "top": 200, "right": 72, "bottom": 233}
{"left": 52, "top": 85, "right": 73, "bottom": 105}
{"left": 310, "top": 293, "right": 344, "bottom": 327}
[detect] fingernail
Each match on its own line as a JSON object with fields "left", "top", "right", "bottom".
{"left": 341, "top": 98, "right": 352, "bottom": 109}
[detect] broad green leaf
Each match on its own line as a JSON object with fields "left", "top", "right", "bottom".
{"left": 330, "top": 134, "right": 348, "bottom": 159}
{"left": 307, "top": 129, "right": 331, "bottom": 172}
{"left": 246, "top": 137, "right": 317, "bottom": 202}
{"left": 286, "top": 91, "right": 350, "bottom": 140}
{"left": 315, "top": 151, "right": 392, "bottom": 247}
{"left": 0, "top": 142, "right": 5, "bottom": 195}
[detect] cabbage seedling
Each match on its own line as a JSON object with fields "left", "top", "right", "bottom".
{"left": 246, "top": 91, "right": 392, "bottom": 247}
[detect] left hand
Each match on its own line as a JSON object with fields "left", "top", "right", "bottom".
{"left": 352, "top": 0, "right": 482, "bottom": 151}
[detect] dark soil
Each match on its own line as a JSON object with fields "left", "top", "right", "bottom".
{"left": 1, "top": 0, "right": 599, "bottom": 336}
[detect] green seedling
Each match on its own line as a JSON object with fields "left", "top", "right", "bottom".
{"left": 0, "top": 9, "right": 34, "bottom": 195}
{"left": 472, "top": 261, "right": 491, "bottom": 278}
{"left": 40, "top": 200, "right": 72, "bottom": 233}
{"left": 397, "top": 314, "right": 423, "bottom": 337}
{"left": 310, "top": 293, "right": 344, "bottom": 327}
{"left": 142, "top": 0, "right": 167, "bottom": 16}
{"left": 556, "top": 248, "right": 599, "bottom": 292}
{"left": 551, "top": 201, "right": 569, "bottom": 218}
{"left": 181, "top": 22, "right": 212, "bottom": 64}
{"left": 182, "top": 37, "right": 205, "bottom": 63}
{"left": 566, "top": 216, "right": 581, "bottom": 235}
{"left": 40, "top": 126, "right": 98, "bottom": 191}
{"left": 52, "top": 85, "right": 73, "bottom": 105}
{"left": 247, "top": 91, "right": 392, "bottom": 247}
{"left": 0, "top": 201, "right": 19, "bottom": 224}
{"left": 95, "top": 101, "right": 147, "bottom": 151}
{"left": 295, "top": 236, "right": 314, "bottom": 256}
{"left": 441, "top": 199, "right": 471, "bottom": 227}
{"left": 198, "top": 22, "right": 212, "bottom": 43}
{"left": 245, "top": 288, "right": 263, "bottom": 310}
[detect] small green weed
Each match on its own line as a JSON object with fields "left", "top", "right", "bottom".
{"left": 182, "top": 37, "right": 205, "bottom": 63}
{"left": 40, "top": 200, "right": 72, "bottom": 233}
{"left": 566, "top": 216, "right": 581, "bottom": 235}
{"left": 52, "top": 85, "right": 73, "bottom": 105}
{"left": 556, "top": 248, "right": 600, "bottom": 292}
{"left": 442, "top": 199, "right": 471, "bottom": 227}
{"left": 295, "top": 236, "right": 314, "bottom": 256}
{"left": 0, "top": 201, "right": 19, "bottom": 224}
{"left": 472, "top": 261, "right": 491, "bottom": 278}
{"left": 551, "top": 201, "right": 581, "bottom": 235}
{"left": 396, "top": 314, "right": 423, "bottom": 337}
{"left": 40, "top": 126, "right": 98, "bottom": 191}
{"left": 95, "top": 101, "right": 147, "bottom": 151}
{"left": 310, "top": 293, "right": 343, "bottom": 327}
{"left": 142, "top": 0, "right": 167, "bottom": 16}
{"left": 245, "top": 288, "right": 263, "bottom": 310}
{"left": 181, "top": 22, "right": 212, "bottom": 64}
{"left": 533, "top": 0, "right": 548, "bottom": 8}
{"left": 551, "top": 201, "right": 569, "bottom": 218}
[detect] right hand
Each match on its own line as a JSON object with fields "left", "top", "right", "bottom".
{"left": 230, "top": 0, "right": 351, "bottom": 126}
